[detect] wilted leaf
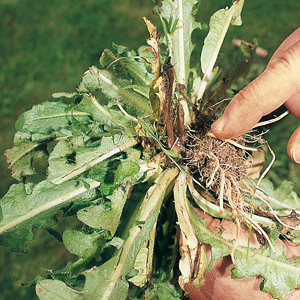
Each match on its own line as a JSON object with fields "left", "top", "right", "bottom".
{"left": 174, "top": 172, "right": 206, "bottom": 290}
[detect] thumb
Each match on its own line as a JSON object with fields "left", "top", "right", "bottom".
{"left": 211, "top": 36, "right": 300, "bottom": 140}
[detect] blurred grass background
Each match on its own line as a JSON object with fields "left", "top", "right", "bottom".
{"left": 0, "top": 0, "right": 299, "bottom": 298}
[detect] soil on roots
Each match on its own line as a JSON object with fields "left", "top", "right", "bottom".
{"left": 184, "top": 121, "right": 248, "bottom": 203}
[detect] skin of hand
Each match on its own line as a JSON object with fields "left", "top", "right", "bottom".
{"left": 211, "top": 27, "right": 300, "bottom": 164}
{"left": 185, "top": 209, "right": 300, "bottom": 300}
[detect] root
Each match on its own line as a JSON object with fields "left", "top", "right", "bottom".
{"left": 252, "top": 111, "right": 289, "bottom": 129}
{"left": 185, "top": 129, "right": 280, "bottom": 263}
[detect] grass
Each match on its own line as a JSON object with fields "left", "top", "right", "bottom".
{"left": 0, "top": 0, "right": 299, "bottom": 298}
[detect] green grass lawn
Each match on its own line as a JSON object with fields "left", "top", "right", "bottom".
{"left": 0, "top": 0, "right": 299, "bottom": 298}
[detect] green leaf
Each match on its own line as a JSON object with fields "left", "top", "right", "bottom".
{"left": 82, "top": 256, "right": 128, "bottom": 300}
{"left": 114, "top": 161, "right": 140, "bottom": 183}
{"left": 36, "top": 279, "right": 82, "bottom": 300}
{"left": 5, "top": 141, "right": 47, "bottom": 181}
{"left": 155, "top": 0, "right": 202, "bottom": 85}
{"left": 48, "top": 136, "right": 138, "bottom": 185}
{"left": 99, "top": 47, "right": 153, "bottom": 86}
{"left": 77, "top": 185, "right": 129, "bottom": 236}
{"left": 201, "top": 0, "right": 244, "bottom": 75}
{"left": 76, "top": 94, "right": 131, "bottom": 132}
{"left": 15, "top": 101, "right": 91, "bottom": 136}
{"left": 77, "top": 148, "right": 142, "bottom": 236}
{"left": 257, "top": 179, "right": 300, "bottom": 212}
{"left": 188, "top": 199, "right": 300, "bottom": 299}
{"left": 0, "top": 179, "right": 100, "bottom": 253}
{"left": 80, "top": 168, "right": 179, "bottom": 300}
{"left": 77, "top": 66, "right": 152, "bottom": 116}
{"left": 144, "top": 280, "right": 182, "bottom": 300}
{"left": 62, "top": 230, "right": 104, "bottom": 259}
{"left": 233, "top": 244, "right": 300, "bottom": 299}
{"left": 196, "top": 0, "right": 244, "bottom": 100}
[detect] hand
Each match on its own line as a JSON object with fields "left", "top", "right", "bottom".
{"left": 185, "top": 209, "right": 300, "bottom": 300}
{"left": 211, "top": 28, "right": 300, "bottom": 164}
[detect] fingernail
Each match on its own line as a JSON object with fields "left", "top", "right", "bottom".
{"left": 212, "top": 115, "right": 227, "bottom": 132}
{"left": 291, "top": 144, "right": 300, "bottom": 164}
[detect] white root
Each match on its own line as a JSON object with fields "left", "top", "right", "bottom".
{"left": 206, "top": 152, "right": 220, "bottom": 187}
{"left": 256, "top": 141, "right": 275, "bottom": 188}
{"left": 252, "top": 111, "right": 289, "bottom": 129}
{"left": 219, "top": 170, "right": 226, "bottom": 213}
{"left": 206, "top": 132, "right": 259, "bottom": 152}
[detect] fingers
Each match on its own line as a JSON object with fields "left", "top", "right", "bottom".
{"left": 271, "top": 28, "right": 300, "bottom": 60}
{"left": 285, "top": 95, "right": 300, "bottom": 120}
{"left": 287, "top": 125, "right": 300, "bottom": 163}
{"left": 211, "top": 30, "right": 300, "bottom": 140}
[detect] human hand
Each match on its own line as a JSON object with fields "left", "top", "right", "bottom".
{"left": 185, "top": 209, "right": 300, "bottom": 300}
{"left": 211, "top": 28, "right": 300, "bottom": 164}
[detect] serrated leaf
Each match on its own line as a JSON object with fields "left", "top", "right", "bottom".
{"left": 99, "top": 47, "right": 153, "bottom": 86}
{"left": 114, "top": 161, "right": 140, "bottom": 183}
{"left": 81, "top": 168, "right": 179, "bottom": 300}
{"left": 52, "top": 92, "right": 79, "bottom": 99}
{"left": 257, "top": 179, "right": 300, "bottom": 212}
{"left": 76, "top": 94, "right": 130, "bottom": 131}
{"left": 77, "top": 185, "right": 128, "bottom": 236}
{"left": 82, "top": 256, "right": 128, "bottom": 300}
{"left": 144, "top": 280, "right": 182, "bottom": 300}
{"left": 36, "top": 279, "right": 82, "bottom": 300}
{"left": 201, "top": 0, "right": 244, "bottom": 75}
{"left": 77, "top": 149, "right": 141, "bottom": 237}
{"left": 0, "top": 180, "right": 100, "bottom": 253}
